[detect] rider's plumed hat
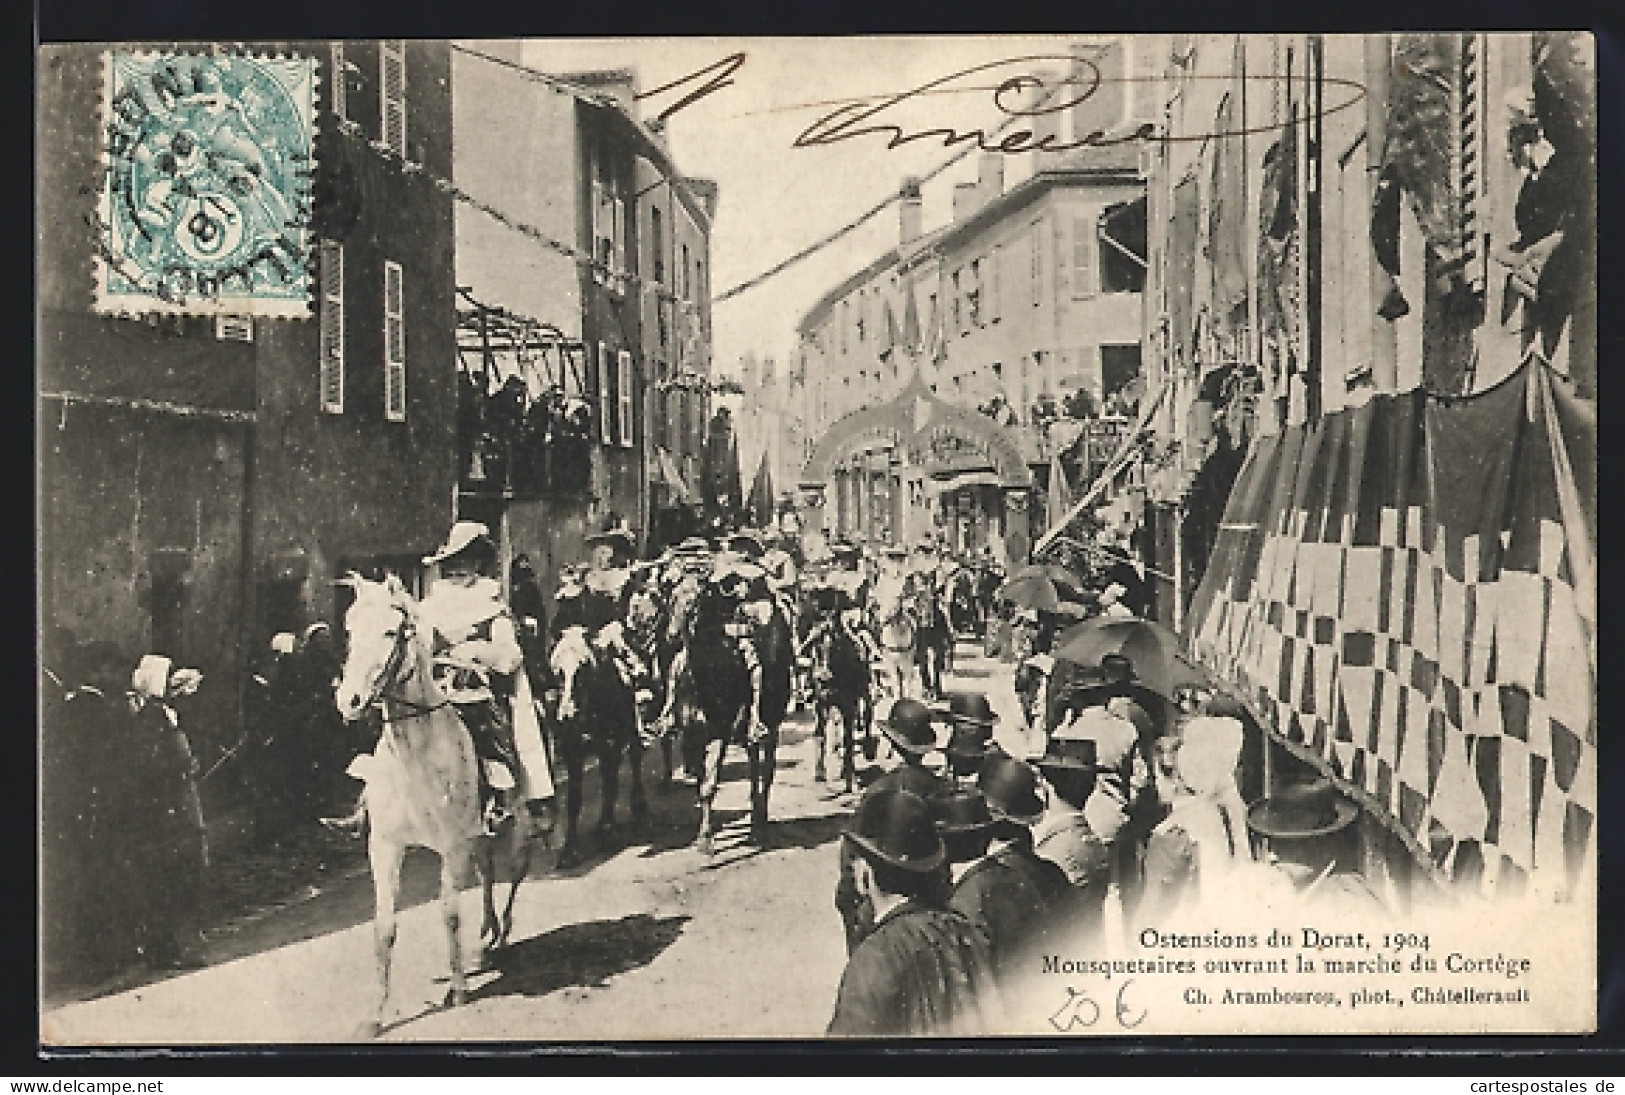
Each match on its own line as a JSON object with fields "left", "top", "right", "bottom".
{"left": 423, "top": 521, "right": 491, "bottom": 566}
{"left": 726, "top": 531, "right": 766, "bottom": 559}
{"left": 586, "top": 523, "right": 637, "bottom": 554}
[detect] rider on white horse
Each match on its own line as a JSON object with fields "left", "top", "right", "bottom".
{"left": 324, "top": 522, "right": 555, "bottom": 838}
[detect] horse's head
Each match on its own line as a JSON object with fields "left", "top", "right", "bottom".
{"left": 334, "top": 573, "right": 416, "bottom": 722}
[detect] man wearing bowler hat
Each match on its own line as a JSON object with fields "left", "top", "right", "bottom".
{"left": 939, "top": 692, "right": 1000, "bottom": 782}
{"left": 949, "top": 753, "right": 1073, "bottom": 986}
{"left": 1033, "top": 725, "right": 1111, "bottom": 949}
{"left": 827, "top": 788, "right": 1002, "bottom": 1036}
{"left": 934, "top": 786, "right": 996, "bottom": 871}
{"left": 835, "top": 697, "right": 953, "bottom": 952}
{"left": 1245, "top": 758, "right": 1386, "bottom": 916}
{"left": 877, "top": 696, "right": 950, "bottom": 781}
{"left": 835, "top": 757, "right": 954, "bottom": 955}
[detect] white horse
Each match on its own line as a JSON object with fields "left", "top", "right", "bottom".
{"left": 333, "top": 574, "right": 533, "bottom": 1039}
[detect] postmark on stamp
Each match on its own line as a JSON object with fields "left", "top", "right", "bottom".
{"left": 95, "top": 51, "right": 316, "bottom": 317}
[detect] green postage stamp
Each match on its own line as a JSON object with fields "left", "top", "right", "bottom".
{"left": 96, "top": 51, "right": 316, "bottom": 317}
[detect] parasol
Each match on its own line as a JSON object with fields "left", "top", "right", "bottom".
{"left": 1051, "top": 615, "right": 1208, "bottom": 700}
{"left": 996, "top": 563, "right": 1089, "bottom": 613}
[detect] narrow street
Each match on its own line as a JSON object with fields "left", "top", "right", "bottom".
{"left": 41, "top": 640, "right": 1011, "bottom": 1044}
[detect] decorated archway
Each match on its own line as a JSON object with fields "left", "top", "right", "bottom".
{"left": 799, "top": 362, "right": 1033, "bottom": 557}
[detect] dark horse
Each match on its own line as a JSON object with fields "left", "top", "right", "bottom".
{"left": 909, "top": 577, "right": 954, "bottom": 701}
{"left": 547, "top": 612, "right": 651, "bottom": 869}
{"left": 804, "top": 605, "right": 871, "bottom": 794}
{"left": 686, "top": 581, "right": 793, "bottom": 854}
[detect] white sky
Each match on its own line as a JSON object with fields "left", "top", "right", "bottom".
{"left": 519, "top": 36, "right": 1100, "bottom": 373}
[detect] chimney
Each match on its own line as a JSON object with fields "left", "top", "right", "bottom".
{"left": 899, "top": 177, "right": 923, "bottom": 244}
{"left": 952, "top": 181, "right": 982, "bottom": 222}
{"left": 1028, "top": 69, "right": 1062, "bottom": 152}
{"left": 978, "top": 154, "right": 1005, "bottom": 201}
{"left": 559, "top": 68, "right": 640, "bottom": 115}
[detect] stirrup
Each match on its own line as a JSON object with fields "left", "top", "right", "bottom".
{"left": 320, "top": 801, "right": 368, "bottom": 838}
{"left": 481, "top": 797, "right": 514, "bottom": 837}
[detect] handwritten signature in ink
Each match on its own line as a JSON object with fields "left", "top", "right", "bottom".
{"left": 636, "top": 51, "right": 1365, "bottom": 154}
{"left": 1050, "top": 980, "right": 1147, "bottom": 1031}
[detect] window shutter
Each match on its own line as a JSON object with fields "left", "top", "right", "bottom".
{"left": 320, "top": 242, "right": 345, "bottom": 414}
{"left": 617, "top": 350, "right": 635, "bottom": 447}
{"left": 329, "top": 42, "right": 348, "bottom": 122}
{"left": 1073, "top": 214, "right": 1098, "bottom": 298}
{"left": 613, "top": 195, "right": 625, "bottom": 274}
{"left": 383, "top": 260, "right": 406, "bottom": 421}
{"left": 591, "top": 167, "right": 604, "bottom": 264}
{"left": 381, "top": 40, "right": 407, "bottom": 158}
{"left": 597, "top": 342, "right": 614, "bottom": 443}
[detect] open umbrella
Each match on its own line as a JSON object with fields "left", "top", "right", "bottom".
{"left": 1051, "top": 615, "right": 1208, "bottom": 700}
{"left": 996, "top": 563, "right": 1088, "bottom": 613}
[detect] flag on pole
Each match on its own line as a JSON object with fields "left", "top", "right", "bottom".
{"left": 747, "top": 451, "right": 775, "bottom": 528}
{"left": 901, "top": 278, "right": 922, "bottom": 352}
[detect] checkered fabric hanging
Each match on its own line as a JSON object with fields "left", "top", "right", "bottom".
{"left": 1185, "top": 359, "right": 1594, "bottom": 898}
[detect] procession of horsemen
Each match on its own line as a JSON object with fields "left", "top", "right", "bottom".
{"left": 320, "top": 516, "right": 1348, "bottom": 1038}
{"left": 46, "top": 508, "right": 1377, "bottom": 1037}
{"left": 329, "top": 519, "right": 1012, "bottom": 868}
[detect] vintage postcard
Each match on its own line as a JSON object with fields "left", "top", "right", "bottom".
{"left": 37, "top": 33, "right": 1596, "bottom": 1045}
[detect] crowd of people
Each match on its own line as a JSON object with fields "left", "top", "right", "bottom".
{"left": 41, "top": 637, "right": 215, "bottom": 981}
{"left": 42, "top": 514, "right": 1383, "bottom": 1034}
{"left": 818, "top": 556, "right": 1385, "bottom": 1037}
{"left": 41, "top": 617, "right": 360, "bottom": 990}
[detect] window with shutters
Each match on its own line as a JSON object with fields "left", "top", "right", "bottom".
{"left": 612, "top": 195, "right": 625, "bottom": 273}
{"left": 617, "top": 350, "right": 635, "bottom": 448}
{"left": 383, "top": 260, "right": 406, "bottom": 421}
{"left": 381, "top": 40, "right": 406, "bottom": 159}
{"left": 950, "top": 270, "right": 962, "bottom": 332}
{"left": 329, "top": 42, "right": 348, "bottom": 122}
{"left": 1072, "top": 214, "right": 1098, "bottom": 298}
{"left": 590, "top": 147, "right": 625, "bottom": 278}
{"left": 650, "top": 206, "right": 665, "bottom": 283}
{"left": 597, "top": 343, "right": 614, "bottom": 443}
{"left": 967, "top": 259, "right": 982, "bottom": 327}
{"left": 319, "top": 242, "right": 345, "bottom": 414}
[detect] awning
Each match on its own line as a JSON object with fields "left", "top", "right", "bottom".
{"left": 933, "top": 469, "right": 1004, "bottom": 492}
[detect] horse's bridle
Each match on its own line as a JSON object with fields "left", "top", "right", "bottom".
{"left": 357, "top": 606, "right": 453, "bottom": 721}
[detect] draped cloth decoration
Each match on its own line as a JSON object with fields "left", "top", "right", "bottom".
{"left": 1371, "top": 34, "right": 1465, "bottom": 320}
{"left": 900, "top": 278, "right": 923, "bottom": 353}
{"left": 1168, "top": 178, "right": 1201, "bottom": 376}
{"left": 1185, "top": 358, "right": 1594, "bottom": 900}
{"left": 1255, "top": 124, "right": 1301, "bottom": 392}
{"left": 1208, "top": 45, "right": 1249, "bottom": 332}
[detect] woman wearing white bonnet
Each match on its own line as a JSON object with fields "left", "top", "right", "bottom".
{"left": 1136, "top": 695, "right": 1252, "bottom": 921}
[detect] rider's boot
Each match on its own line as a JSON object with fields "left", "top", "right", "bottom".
{"left": 320, "top": 791, "right": 368, "bottom": 838}
{"left": 479, "top": 761, "right": 517, "bottom": 837}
